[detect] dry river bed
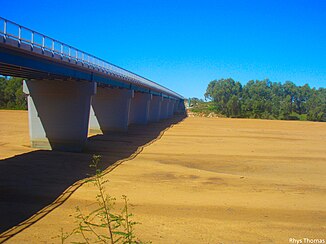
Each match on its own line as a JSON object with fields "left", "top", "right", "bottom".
{"left": 0, "top": 110, "right": 325, "bottom": 243}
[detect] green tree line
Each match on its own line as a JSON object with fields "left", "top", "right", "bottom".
{"left": 205, "top": 78, "right": 326, "bottom": 122}
{"left": 0, "top": 77, "right": 27, "bottom": 110}
{"left": 1, "top": 76, "right": 325, "bottom": 122}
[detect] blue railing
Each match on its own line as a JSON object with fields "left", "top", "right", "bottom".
{"left": 0, "top": 16, "right": 183, "bottom": 99}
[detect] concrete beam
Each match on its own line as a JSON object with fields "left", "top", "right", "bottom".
{"left": 148, "top": 95, "right": 162, "bottom": 123}
{"left": 23, "top": 79, "right": 95, "bottom": 152}
{"left": 129, "top": 92, "right": 151, "bottom": 125}
{"left": 89, "top": 87, "right": 132, "bottom": 133}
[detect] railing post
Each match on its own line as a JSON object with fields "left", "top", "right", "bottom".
{"left": 42, "top": 35, "right": 45, "bottom": 54}
{"left": 3, "top": 20, "right": 7, "bottom": 41}
{"left": 31, "top": 31, "right": 34, "bottom": 44}
{"left": 3, "top": 20, "right": 6, "bottom": 34}
{"left": 17, "top": 25, "right": 21, "bottom": 47}
{"left": 51, "top": 39, "right": 54, "bottom": 57}
{"left": 60, "top": 43, "right": 63, "bottom": 59}
{"left": 18, "top": 26, "right": 21, "bottom": 39}
{"left": 31, "top": 31, "right": 34, "bottom": 51}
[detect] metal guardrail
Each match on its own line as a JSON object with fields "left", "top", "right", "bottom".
{"left": 0, "top": 17, "right": 183, "bottom": 99}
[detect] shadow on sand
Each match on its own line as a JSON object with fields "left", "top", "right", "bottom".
{"left": 0, "top": 115, "right": 186, "bottom": 241}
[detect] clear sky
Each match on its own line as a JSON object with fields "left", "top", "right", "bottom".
{"left": 1, "top": 0, "right": 325, "bottom": 98}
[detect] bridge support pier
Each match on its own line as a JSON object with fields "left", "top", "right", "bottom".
{"left": 173, "top": 100, "right": 179, "bottom": 114}
{"left": 129, "top": 92, "right": 151, "bottom": 125}
{"left": 167, "top": 100, "right": 175, "bottom": 118}
{"left": 160, "top": 98, "right": 169, "bottom": 120}
{"left": 23, "top": 79, "right": 95, "bottom": 152}
{"left": 178, "top": 100, "right": 186, "bottom": 114}
{"left": 89, "top": 87, "right": 132, "bottom": 133}
{"left": 148, "top": 95, "right": 162, "bottom": 123}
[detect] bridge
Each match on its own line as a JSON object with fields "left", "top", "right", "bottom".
{"left": 0, "top": 17, "right": 185, "bottom": 151}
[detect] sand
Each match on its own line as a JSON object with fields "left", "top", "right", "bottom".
{"left": 0, "top": 110, "right": 325, "bottom": 243}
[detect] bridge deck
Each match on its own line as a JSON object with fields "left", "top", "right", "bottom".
{"left": 0, "top": 16, "right": 183, "bottom": 100}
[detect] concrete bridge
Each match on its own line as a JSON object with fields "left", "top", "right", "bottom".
{"left": 0, "top": 17, "right": 185, "bottom": 151}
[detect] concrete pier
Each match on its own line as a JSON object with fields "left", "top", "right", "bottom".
{"left": 129, "top": 92, "right": 151, "bottom": 125}
{"left": 167, "top": 100, "right": 175, "bottom": 118}
{"left": 160, "top": 98, "right": 169, "bottom": 120}
{"left": 89, "top": 87, "right": 132, "bottom": 133}
{"left": 179, "top": 100, "right": 186, "bottom": 114}
{"left": 148, "top": 95, "right": 162, "bottom": 123}
{"left": 23, "top": 79, "right": 96, "bottom": 152}
{"left": 175, "top": 100, "right": 186, "bottom": 114}
{"left": 173, "top": 100, "right": 179, "bottom": 114}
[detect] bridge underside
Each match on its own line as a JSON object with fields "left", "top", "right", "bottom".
{"left": 21, "top": 78, "right": 186, "bottom": 152}
{"left": 0, "top": 44, "right": 138, "bottom": 91}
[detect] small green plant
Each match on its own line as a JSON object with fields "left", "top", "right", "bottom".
{"left": 56, "top": 155, "right": 146, "bottom": 244}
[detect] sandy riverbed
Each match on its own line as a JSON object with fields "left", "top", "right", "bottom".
{"left": 0, "top": 110, "right": 325, "bottom": 243}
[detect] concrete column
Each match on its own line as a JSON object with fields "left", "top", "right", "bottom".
{"left": 179, "top": 100, "right": 186, "bottom": 114}
{"left": 89, "top": 87, "right": 132, "bottom": 133}
{"left": 167, "top": 99, "right": 175, "bottom": 118}
{"left": 173, "top": 100, "right": 185, "bottom": 114}
{"left": 129, "top": 92, "right": 151, "bottom": 125}
{"left": 173, "top": 100, "right": 179, "bottom": 114}
{"left": 148, "top": 95, "right": 162, "bottom": 123}
{"left": 175, "top": 100, "right": 186, "bottom": 114}
{"left": 23, "top": 79, "right": 96, "bottom": 152}
{"left": 160, "top": 98, "right": 169, "bottom": 120}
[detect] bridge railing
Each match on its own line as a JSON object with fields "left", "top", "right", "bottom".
{"left": 0, "top": 17, "right": 183, "bottom": 99}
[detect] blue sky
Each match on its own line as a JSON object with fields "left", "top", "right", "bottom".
{"left": 1, "top": 0, "right": 325, "bottom": 98}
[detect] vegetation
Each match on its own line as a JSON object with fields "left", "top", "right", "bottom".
{"left": 0, "top": 77, "right": 27, "bottom": 110}
{"left": 56, "top": 155, "right": 146, "bottom": 244}
{"left": 203, "top": 78, "right": 326, "bottom": 122}
{"left": 187, "top": 98, "right": 222, "bottom": 117}
{"left": 1, "top": 76, "right": 325, "bottom": 121}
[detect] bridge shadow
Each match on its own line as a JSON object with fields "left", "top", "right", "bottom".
{"left": 0, "top": 115, "right": 186, "bottom": 239}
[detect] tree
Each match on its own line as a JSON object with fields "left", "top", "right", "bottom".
{"left": 306, "top": 88, "right": 326, "bottom": 121}
{"left": 280, "top": 95, "right": 292, "bottom": 119}
{"left": 205, "top": 78, "right": 242, "bottom": 115}
{"left": 283, "top": 81, "right": 297, "bottom": 113}
{"left": 226, "top": 95, "right": 241, "bottom": 117}
{"left": 203, "top": 77, "right": 325, "bottom": 122}
{"left": 0, "top": 77, "right": 27, "bottom": 110}
{"left": 241, "top": 79, "right": 274, "bottom": 118}
{"left": 294, "top": 84, "right": 311, "bottom": 115}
